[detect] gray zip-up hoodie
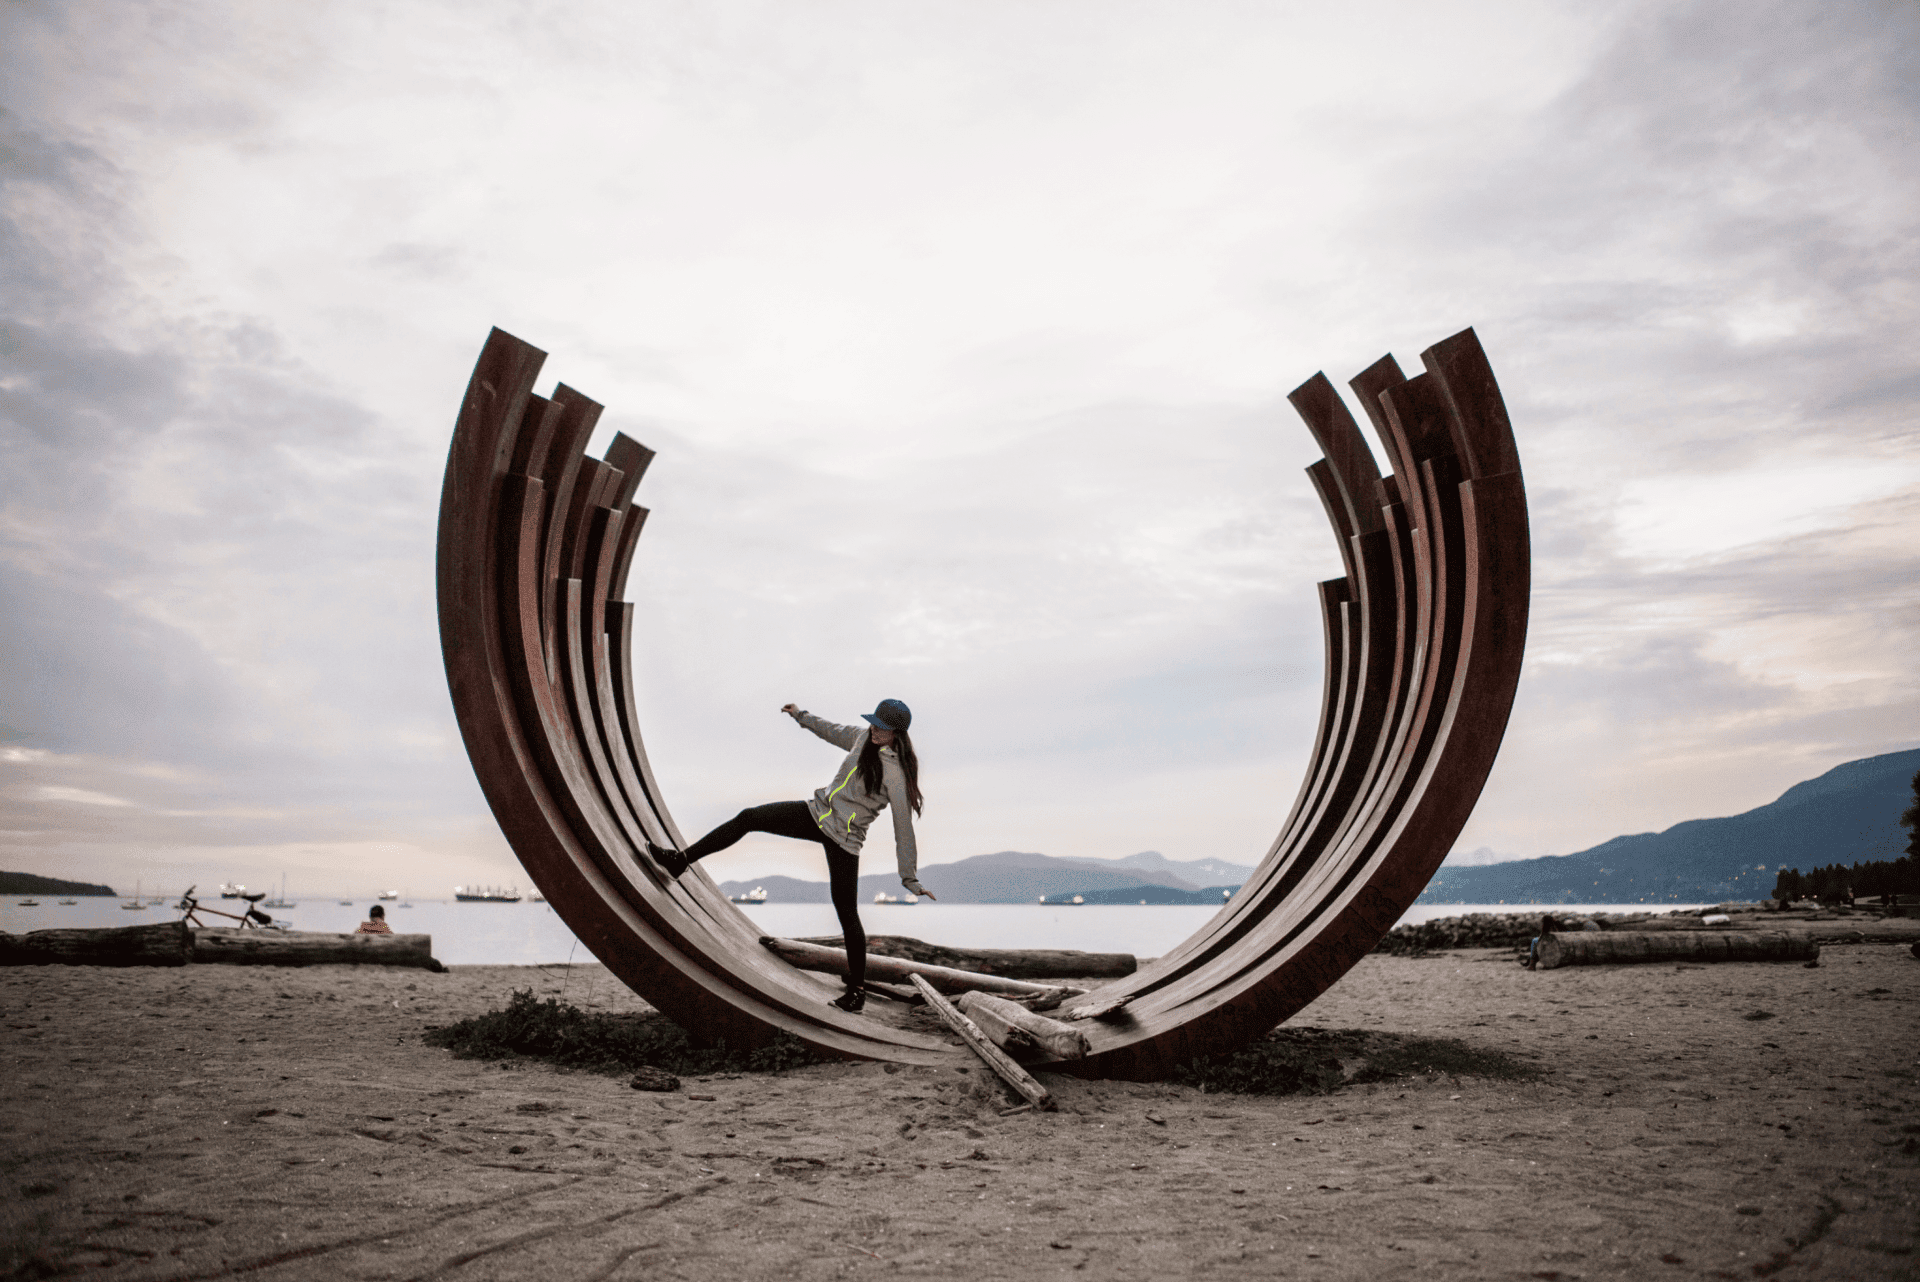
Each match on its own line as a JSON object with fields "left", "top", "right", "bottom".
{"left": 789, "top": 708, "right": 925, "bottom": 897}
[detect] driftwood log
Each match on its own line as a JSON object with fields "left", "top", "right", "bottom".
{"left": 192, "top": 929, "right": 445, "bottom": 970}
{"left": 761, "top": 937, "right": 1085, "bottom": 1002}
{"left": 0, "top": 922, "right": 193, "bottom": 967}
{"left": 1063, "top": 992, "right": 1136, "bottom": 1022}
{"left": 956, "top": 991, "right": 1091, "bottom": 1061}
{"left": 1535, "top": 931, "right": 1819, "bottom": 969}
{"left": 797, "top": 935, "right": 1135, "bottom": 981}
{"left": 909, "top": 975, "right": 1055, "bottom": 1110}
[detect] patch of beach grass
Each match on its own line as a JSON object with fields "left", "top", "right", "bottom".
{"left": 1174, "top": 1026, "right": 1544, "bottom": 1095}
{"left": 424, "top": 989, "right": 818, "bottom": 1076}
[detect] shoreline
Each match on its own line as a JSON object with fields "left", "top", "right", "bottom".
{"left": 3, "top": 941, "right": 1916, "bottom": 1278}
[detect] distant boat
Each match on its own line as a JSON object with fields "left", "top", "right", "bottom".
{"left": 262, "top": 874, "right": 295, "bottom": 910}
{"left": 453, "top": 886, "right": 521, "bottom": 902}
{"left": 57, "top": 898, "right": 76, "bottom": 906}
{"left": 525, "top": 887, "right": 546, "bottom": 903}
{"left": 122, "top": 880, "right": 146, "bottom": 910}
{"left": 219, "top": 883, "right": 246, "bottom": 899}
{"left": 1036, "top": 894, "right": 1085, "bottom": 905}
{"left": 730, "top": 886, "right": 768, "bottom": 904}
{"left": 338, "top": 900, "right": 353, "bottom": 906}
{"left": 378, "top": 890, "right": 400, "bottom": 901}
{"left": 17, "top": 899, "right": 38, "bottom": 907}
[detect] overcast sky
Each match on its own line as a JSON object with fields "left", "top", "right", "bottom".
{"left": 3, "top": 0, "right": 1915, "bottom": 898}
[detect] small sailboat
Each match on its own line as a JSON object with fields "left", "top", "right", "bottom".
{"left": 121, "top": 880, "right": 146, "bottom": 910}
{"left": 16, "top": 898, "right": 39, "bottom": 907}
{"left": 262, "top": 874, "right": 295, "bottom": 909}
{"left": 57, "top": 898, "right": 77, "bottom": 906}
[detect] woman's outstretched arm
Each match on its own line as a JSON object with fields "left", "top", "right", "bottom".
{"left": 784, "top": 705, "right": 861, "bottom": 751}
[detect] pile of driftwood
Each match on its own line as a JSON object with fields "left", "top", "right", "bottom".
{"left": 762, "top": 935, "right": 1135, "bottom": 1109}
{"left": 794, "top": 934, "right": 1135, "bottom": 980}
{"left": 0, "top": 922, "right": 444, "bottom": 971}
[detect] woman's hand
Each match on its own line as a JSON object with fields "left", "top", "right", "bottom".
{"left": 780, "top": 703, "right": 798, "bottom": 715}
{"left": 904, "top": 878, "right": 935, "bottom": 901}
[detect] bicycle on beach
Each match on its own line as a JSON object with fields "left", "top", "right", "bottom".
{"left": 175, "top": 885, "right": 280, "bottom": 930}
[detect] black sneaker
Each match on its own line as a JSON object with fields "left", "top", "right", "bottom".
{"left": 644, "top": 841, "right": 688, "bottom": 880}
{"left": 830, "top": 987, "right": 866, "bottom": 1014}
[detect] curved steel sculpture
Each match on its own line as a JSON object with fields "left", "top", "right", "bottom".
{"left": 437, "top": 325, "right": 1529, "bottom": 1078}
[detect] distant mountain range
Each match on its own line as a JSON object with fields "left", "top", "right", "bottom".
{"left": 0, "top": 872, "right": 116, "bottom": 896}
{"left": 1419, "top": 748, "right": 1920, "bottom": 904}
{"left": 716, "top": 849, "right": 1259, "bottom": 905}
{"left": 712, "top": 748, "right": 1919, "bottom": 908}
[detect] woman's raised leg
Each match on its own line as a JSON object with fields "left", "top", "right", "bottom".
{"left": 648, "top": 800, "right": 818, "bottom": 878}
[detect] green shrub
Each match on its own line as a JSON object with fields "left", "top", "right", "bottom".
{"left": 1173, "top": 1026, "right": 1543, "bottom": 1095}
{"left": 424, "top": 989, "right": 819, "bottom": 1076}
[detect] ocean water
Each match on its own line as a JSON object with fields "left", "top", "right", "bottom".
{"left": 0, "top": 896, "right": 1713, "bottom": 967}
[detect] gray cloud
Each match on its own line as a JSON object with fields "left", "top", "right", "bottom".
{"left": 1, "top": 0, "right": 1914, "bottom": 894}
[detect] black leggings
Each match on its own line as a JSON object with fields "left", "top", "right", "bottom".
{"left": 684, "top": 801, "right": 867, "bottom": 990}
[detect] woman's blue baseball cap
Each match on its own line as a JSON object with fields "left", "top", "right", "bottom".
{"left": 861, "top": 699, "right": 912, "bottom": 733}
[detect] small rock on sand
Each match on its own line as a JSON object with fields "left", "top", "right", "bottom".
{"left": 629, "top": 1066, "right": 680, "bottom": 1091}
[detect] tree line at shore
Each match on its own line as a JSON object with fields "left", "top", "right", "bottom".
{"left": 1775, "top": 768, "right": 1920, "bottom": 904}
{"left": 0, "top": 872, "right": 116, "bottom": 897}
{"left": 1774, "top": 857, "right": 1919, "bottom": 905}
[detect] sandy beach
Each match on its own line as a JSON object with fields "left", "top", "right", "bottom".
{"left": 3, "top": 943, "right": 1915, "bottom": 1281}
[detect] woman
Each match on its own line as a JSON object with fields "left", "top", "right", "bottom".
{"left": 645, "top": 698, "right": 931, "bottom": 1013}
{"left": 354, "top": 904, "right": 392, "bottom": 935}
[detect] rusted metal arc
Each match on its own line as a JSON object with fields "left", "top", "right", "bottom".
{"left": 436, "top": 325, "right": 1529, "bottom": 1078}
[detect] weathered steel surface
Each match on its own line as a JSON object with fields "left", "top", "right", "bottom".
{"left": 436, "top": 325, "right": 1530, "bottom": 1077}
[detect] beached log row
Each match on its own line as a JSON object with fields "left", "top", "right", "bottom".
{"left": 1376, "top": 908, "right": 1920, "bottom": 956}
{"left": 1372, "top": 911, "right": 1682, "bottom": 954}
{"left": 190, "top": 929, "right": 445, "bottom": 970}
{"left": 0, "top": 923, "right": 444, "bottom": 970}
{"left": 436, "top": 325, "right": 1533, "bottom": 1075}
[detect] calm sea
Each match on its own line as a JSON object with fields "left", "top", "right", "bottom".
{"left": 0, "top": 896, "right": 1712, "bottom": 966}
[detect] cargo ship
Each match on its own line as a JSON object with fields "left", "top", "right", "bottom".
{"left": 453, "top": 886, "right": 522, "bottom": 903}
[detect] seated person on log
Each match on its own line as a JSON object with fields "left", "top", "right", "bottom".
{"left": 646, "top": 699, "right": 931, "bottom": 1014}
{"left": 355, "top": 905, "right": 392, "bottom": 935}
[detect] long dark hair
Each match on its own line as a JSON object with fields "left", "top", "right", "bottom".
{"left": 857, "top": 729, "right": 923, "bottom": 816}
